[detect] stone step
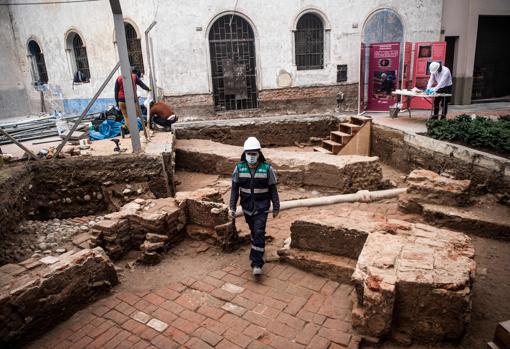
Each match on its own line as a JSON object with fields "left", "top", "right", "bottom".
{"left": 321, "top": 139, "right": 343, "bottom": 154}
{"left": 495, "top": 320, "right": 510, "bottom": 348}
{"left": 278, "top": 245, "right": 356, "bottom": 284}
{"left": 339, "top": 123, "right": 362, "bottom": 135}
{"left": 330, "top": 130, "right": 352, "bottom": 145}
{"left": 350, "top": 115, "right": 372, "bottom": 126}
{"left": 313, "top": 146, "right": 333, "bottom": 155}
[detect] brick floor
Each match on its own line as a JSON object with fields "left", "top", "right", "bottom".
{"left": 23, "top": 264, "right": 358, "bottom": 348}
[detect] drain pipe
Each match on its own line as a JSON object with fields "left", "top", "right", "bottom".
{"left": 235, "top": 187, "right": 407, "bottom": 217}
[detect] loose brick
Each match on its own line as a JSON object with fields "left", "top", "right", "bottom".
{"left": 131, "top": 311, "right": 151, "bottom": 324}
{"left": 151, "top": 334, "right": 179, "bottom": 349}
{"left": 147, "top": 318, "right": 169, "bottom": 332}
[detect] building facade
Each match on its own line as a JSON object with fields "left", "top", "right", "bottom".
{"left": 1, "top": 0, "right": 443, "bottom": 119}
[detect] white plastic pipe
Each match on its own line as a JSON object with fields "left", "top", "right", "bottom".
{"left": 235, "top": 187, "right": 407, "bottom": 217}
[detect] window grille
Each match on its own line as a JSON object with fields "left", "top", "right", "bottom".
{"left": 125, "top": 23, "right": 144, "bottom": 75}
{"left": 295, "top": 13, "right": 324, "bottom": 70}
{"left": 72, "top": 34, "right": 90, "bottom": 82}
{"left": 209, "top": 15, "right": 258, "bottom": 111}
{"left": 337, "top": 65, "right": 347, "bottom": 82}
{"left": 28, "top": 40, "right": 48, "bottom": 84}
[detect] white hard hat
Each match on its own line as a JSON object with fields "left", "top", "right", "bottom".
{"left": 243, "top": 137, "right": 261, "bottom": 151}
{"left": 429, "top": 61, "right": 440, "bottom": 74}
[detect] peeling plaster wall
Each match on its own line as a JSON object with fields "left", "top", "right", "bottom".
{"left": 0, "top": 7, "right": 29, "bottom": 119}
{"left": 4, "top": 0, "right": 442, "bottom": 117}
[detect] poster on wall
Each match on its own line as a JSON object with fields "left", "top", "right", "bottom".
{"left": 411, "top": 41, "right": 447, "bottom": 109}
{"left": 358, "top": 43, "right": 366, "bottom": 114}
{"left": 400, "top": 42, "right": 412, "bottom": 110}
{"left": 367, "top": 42, "right": 400, "bottom": 112}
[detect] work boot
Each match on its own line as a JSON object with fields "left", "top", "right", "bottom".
{"left": 430, "top": 115, "right": 439, "bottom": 120}
{"left": 252, "top": 267, "right": 262, "bottom": 276}
{"left": 120, "top": 127, "right": 126, "bottom": 138}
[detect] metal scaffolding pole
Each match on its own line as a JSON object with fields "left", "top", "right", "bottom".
{"left": 109, "top": 0, "right": 142, "bottom": 153}
{"left": 52, "top": 61, "right": 121, "bottom": 159}
{"left": 0, "top": 128, "right": 38, "bottom": 160}
{"left": 145, "top": 21, "right": 157, "bottom": 102}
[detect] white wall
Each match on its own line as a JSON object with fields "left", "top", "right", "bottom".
{"left": 5, "top": 0, "right": 442, "bottom": 113}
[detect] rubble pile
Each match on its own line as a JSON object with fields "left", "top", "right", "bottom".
{"left": 0, "top": 216, "right": 100, "bottom": 265}
{"left": 0, "top": 247, "right": 118, "bottom": 346}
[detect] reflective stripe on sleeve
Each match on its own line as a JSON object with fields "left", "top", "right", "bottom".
{"left": 251, "top": 245, "right": 265, "bottom": 252}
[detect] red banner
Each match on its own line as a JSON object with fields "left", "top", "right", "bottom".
{"left": 367, "top": 42, "right": 400, "bottom": 111}
{"left": 358, "top": 43, "right": 366, "bottom": 114}
{"left": 400, "top": 42, "right": 412, "bottom": 110}
{"left": 411, "top": 41, "right": 447, "bottom": 109}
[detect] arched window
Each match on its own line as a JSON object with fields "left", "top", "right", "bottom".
{"left": 67, "top": 32, "right": 90, "bottom": 82}
{"left": 27, "top": 40, "right": 48, "bottom": 84}
{"left": 363, "top": 9, "right": 404, "bottom": 44}
{"left": 124, "top": 22, "right": 144, "bottom": 75}
{"left": 295, "top": 13, "right": 324, "bottom": 70}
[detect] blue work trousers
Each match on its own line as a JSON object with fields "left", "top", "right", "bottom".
{"left": 244, "top": 212, "right": 268, "bottom": 268}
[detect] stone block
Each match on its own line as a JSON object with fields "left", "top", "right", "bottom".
{"left": 290, "top": 216, "right": 378, "bottom": 259}
{"left": 0, "top": 248, "right": 118, "bottom": 346}
{"left": 186, "top": 200, "right": 230, "bottom": 227}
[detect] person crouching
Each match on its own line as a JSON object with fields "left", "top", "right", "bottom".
{"left": 149, "top": 101, "right": 178, "bottom": 131}
{"left": 229, "top": 137, "right": 280, "bottom": 276}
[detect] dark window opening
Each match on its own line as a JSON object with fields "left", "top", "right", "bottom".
{"left": 28, "top": 40, "right": 48, "bottom": 84}
{"left": 208, "top": 15, "right": 258, "bottom": 111}
{"left": 337, "top": 64, "right": 347, "bottom": 82}
{"left": 72, "top": 34, "right": 90, "bottom": 82}
{"left": 125, "top": 23, "right": 144, "bottom": 75}
{"left": 295, "top": 13, "right": 324, "bottom": 70}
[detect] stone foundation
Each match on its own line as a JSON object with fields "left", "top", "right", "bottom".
{"left": 173, "top": 114, "right": 341, "bottom": 147}
{"left": 279, "top": 213, "right": 476, "bottom": 344}
{"left": 176, "top": 139, "right": 383, "bottom": 191}
{"left": 0, "top": 247, "right": 118, "bottom": 347}
{"left": 372, "top": 124, "right": 510, "bottom": 194}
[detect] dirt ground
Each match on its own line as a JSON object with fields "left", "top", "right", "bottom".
{"left": 171, "top": 170, "right": 510, "bottom": 349}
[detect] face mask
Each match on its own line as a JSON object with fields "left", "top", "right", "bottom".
{"left": 246, "top": 153, "right": 259, "bottom": 165}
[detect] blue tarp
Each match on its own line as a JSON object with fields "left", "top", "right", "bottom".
{"left": 89, "top": 119, "right": 142, "bottom": 141}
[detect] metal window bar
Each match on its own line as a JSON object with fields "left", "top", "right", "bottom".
{"left": 72, "top": 35, "right": 90, "bottom": 81}
{"left": 125, "top": 23, "right": 144, "bottom": 75}
{"left": 295, "top": 13, "right": 324, "bottom": 70}
{"left": 209, "top": 15, "right": 258, "bottom": 111}
{"left": 337, "top": 64, "right": 348, "bottom": 82}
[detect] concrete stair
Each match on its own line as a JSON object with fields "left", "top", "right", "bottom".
{"left": 314, "top": 115, "right": 372, "bottom": 155}
{"left": 489, "top": 320, "right": 510, "bottom": 349}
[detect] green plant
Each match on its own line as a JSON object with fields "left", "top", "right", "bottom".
{"left": 426, "top": 114, "right": 510, "bottom": 155}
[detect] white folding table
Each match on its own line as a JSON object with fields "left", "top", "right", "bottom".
{"left": 391, "top": 90, "right": 452, "bottom": 118}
